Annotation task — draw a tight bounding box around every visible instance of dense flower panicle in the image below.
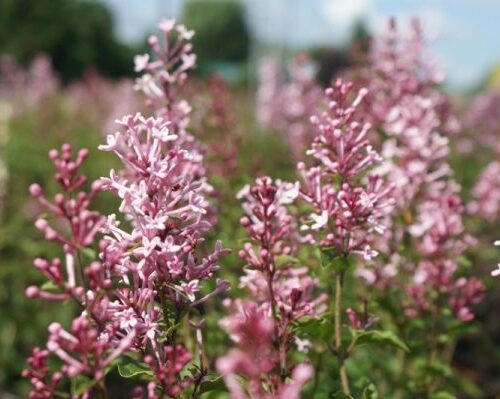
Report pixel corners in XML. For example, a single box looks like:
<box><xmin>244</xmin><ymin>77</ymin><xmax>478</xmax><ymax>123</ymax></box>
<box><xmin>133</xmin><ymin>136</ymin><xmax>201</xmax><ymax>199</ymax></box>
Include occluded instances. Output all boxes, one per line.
<box><xmin>24</xmin><ymin>145</ymin><xmax>131</xmax><ymax>397</ymax></box>
<box><xmin>405</xmin><ymin>259</ymin><xmax>484</xmax><ymax>321</ymax></box>
<box><xmin>298</xmin><ymin>79</ymin><xmax>394</xmax><ymax>257</ymax></box>
<box><xmin>23</xmin><ymin>347</ymin><xmax>63</xmax><ymax>399</ymax></box>
<box><xmin>468</xmin><ymin>161</ymin><xmax>500</xmax><ymax>220</ymax></box>
<box><xmin>461</xmin><ymin>90</ymin><xmax>500</xmax><ymax>154</ymax></box>
<box><xmin>67</xmin><ymin>69</ymin><xmax>140</xmax><ymax>135</ymax></box>
<box><xmin>27</xmin><ymin>144</ymin><xmax>104</xmax><ymax>299</ymax></box>
<box><xmin>236</xmin><ymin>177</ymin><xmax>326</xmax><ymax>323</ymax></box>
<box><xmin>46</xmin><ymin>316</ymin><xmax>134</xmax><ymax>380</ymax></box>
<box><xmin>0</xmin><ymin>53</ymin><xmax>58</xmax><ymax>115</ymax></box>
<box><xmin>202</xmin><ymin>74</ymin><xmax>242</xmax><ymax>179</ymax></box>
<box><xmin>363</xmin><ymin>18</ymin><xmax>458</xmax><ymax>135</ymax></box>
<box><xmin>256</xmin><ymin>54</ymin><xmax>323</xmax><ymax>156</ymax></box>
<box><xmin>409</xmin><ymin>192</ymin><xmax>472</xmax><ymax>257</ymax></box>
<box><xmin>218</xmin><ymin>177</ymin><xmax>319</xmax><ymax>398</ymax></box>
<box><xmin>99</xmin><ymin>114</ymin><xmax>228</xmax><ymax>306</ymax></box>
<box><xmin>134</xmin><ymin>19</ymin><xmax>196</xmax><ymax>136</ymax></box>
<box><xmin>347</xmin><ymin>18</ymin><xmax>486</xmax><ymax>325</ymax></box>
<box><xmin>217</xmin><ymin>300</ymin><xmax>314</xmax><ymax>399</ymax></box>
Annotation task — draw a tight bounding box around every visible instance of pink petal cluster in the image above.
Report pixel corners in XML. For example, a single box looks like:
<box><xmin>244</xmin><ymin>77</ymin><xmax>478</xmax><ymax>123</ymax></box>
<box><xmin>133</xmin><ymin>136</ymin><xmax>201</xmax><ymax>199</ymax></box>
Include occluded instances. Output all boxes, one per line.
<box><xmin>298</xmin><ymin>79</ymin><xmax>394</xmax><ymax>258</ymax></box>
<box><xmin>217</xmin><ymin>177</ymin><xmax>321</xmax><ymax>398</ymax></box>
<box><xmin>256</xmin><ymin>54</ymin><xmax>323</xmax><ymax>156</ymax></box>
<box><xmin>0</xmin><ymin>54</ymin><xmax>58</xmax><ymax>115</ymax></box>
<box><xmin>99</xmin><ymin>113</ymin><xmax>229</xmax><ymax>309</ymax></box>
<box><xmin>461</xmin><ymin>90</ymin><xmax>500</xmax><ymax>154</ymax></box>
<box><xmin>353</xmin><ymin>18</ymin><xmax>485</xmax><ymax>322</ymax></box>
<box><xmin>468</xmin><ymin>161</ymin><xmax>500</xmax><ymax>220</ymax></box>
<box><xmin>27</xmin><ymin>144</ymin><xmax>104</xmax><ymax>300</ymax></box>
<box><xmin>134</xmin><ymin>19</ymin><xmax>196</xmax><ymax>136</ymax></box>
<box><xmin>24</xmin><ymin>145</ymin><xmax>132</xmax><ymax>397</ymax></box>
<box><xmin>67</xmin><ymin>69</ymin><xmax>140</xmax><ymax>135</ymax></box>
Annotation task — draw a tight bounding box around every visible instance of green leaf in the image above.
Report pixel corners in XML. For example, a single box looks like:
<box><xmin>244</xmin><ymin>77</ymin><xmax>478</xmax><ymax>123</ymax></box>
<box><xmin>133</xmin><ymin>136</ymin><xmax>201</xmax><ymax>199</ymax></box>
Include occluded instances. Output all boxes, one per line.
<box><xmin>71</xmin><ymin>374</ymin><xmax>97</xmax><ymax>396</ymax></box>
<box><xmin>293</xmin><ymin>315</ymin><xmax>333</xmax><ymax>341</ymax></box>
<box><xmin>81</xmin><ymin>247</ymin><xmax>97</xmax><ymax>261</ymax></box>
<box><xmin>351</xmin><ymin>329</ymin><xmax>409</xmax><ymax>353</ymax></box>
<box><xmin>332</xmin><ymin>391</ymin><xmax>355</xmax><ymax>399</ymax></box>
<box><xmin>118</xmin><ymin>356</ymin><xmax>154</xmax><ymax>380</ymax></box>
<box><xmin>430</xmin><ymin>391</ymin><xmax>456</xmax><ymax>399</ymax></box>
<box><xmin>275</xmin><ymin>255</ymin><xmax>299</xmax><ymax>268</ymax></box>
<box><xmin>318</xmin><ymin>247</ymin><xmax>352</xmax><ymax>272</ymax></box>
<box><xmin>362</xmin><ymin>384</ymin><xmax>378</xmax><ymax>399</ymax></box>
<box><xmin>40</xmin><ymin>280</ymin><xmax>61</xmax><ymax>293</ymax></box>
<box><xmin>199</xmin><ymin>374</ymin><xmax>227</xmax><ymax>394</ymax></box>
<box><xmin>425</xmin><ymin>361</ymin><xmax>452</xmax><ymax>378</ymax></box>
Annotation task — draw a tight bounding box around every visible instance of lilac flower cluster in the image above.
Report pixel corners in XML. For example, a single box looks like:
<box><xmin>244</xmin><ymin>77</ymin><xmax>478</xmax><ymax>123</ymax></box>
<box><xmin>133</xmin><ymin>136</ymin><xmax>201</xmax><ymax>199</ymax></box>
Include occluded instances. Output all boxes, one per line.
<box><xmin>298</xmin><ymin>78</ymin><xmax>394</xmax><ymax>259</ymax></box>
<box><xmin>217</xmin><ymin>177</ymin><xmax>325</xmax><ymax>398</ymax></box>
<box><xmin>256</xmin><ymin>55</ymin><xmax>323</xmax><ymax>156</ymax></box>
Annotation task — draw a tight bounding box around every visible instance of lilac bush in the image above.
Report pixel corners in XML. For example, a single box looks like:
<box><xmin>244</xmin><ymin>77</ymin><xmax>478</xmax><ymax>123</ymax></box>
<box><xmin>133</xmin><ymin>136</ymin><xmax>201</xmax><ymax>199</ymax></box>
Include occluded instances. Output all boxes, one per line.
<box><xmin>20</xmin><ymin>16</ymin><xmax>491</xmax><ymax>399</ymax></box>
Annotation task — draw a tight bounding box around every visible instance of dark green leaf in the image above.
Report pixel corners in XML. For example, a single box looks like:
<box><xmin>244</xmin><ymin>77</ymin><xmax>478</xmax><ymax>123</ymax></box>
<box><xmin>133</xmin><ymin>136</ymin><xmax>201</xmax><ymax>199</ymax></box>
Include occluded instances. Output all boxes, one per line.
<box><xmin>275</xmin><ymin>255</ymin><xmax>299</xmax><ymax>268</ymax></box>
<box><xmin>118</xmin><ymin>357</ymin><xmax>154</xmax><ymax>379</ymax></box>
<box><xmin>351</xmin><ymin>329</ymin><xmax>409</xmax><ymax>352</ymax></box>
<box><xmin>318</xmin><ymin>247</ymin><xmax>352</xmax><ymax>272</ymax></box>
<box><xmin>199</xmin><ymin>374</ymin><xmax>227</xmax><ymax>394</ymax></box>
<box><xmin>332</xmin><ymin>391</ymin><xmax>355</xmax><ymax>399</ymax></box>
<box><xmin>71</xmin><ymin>374</ymin><xmax>96</xmax><ymax>396</ymax></box>
<box><xmin>293</xmin><ymin>315</ymin><xmax>333</xmax><ymax>341</ymax></box>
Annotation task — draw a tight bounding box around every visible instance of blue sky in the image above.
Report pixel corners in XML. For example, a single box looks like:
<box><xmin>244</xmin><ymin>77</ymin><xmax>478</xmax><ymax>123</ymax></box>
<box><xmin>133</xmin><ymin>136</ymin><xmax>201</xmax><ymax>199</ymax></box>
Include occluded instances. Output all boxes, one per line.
<box><xmin>99</xmin><ymin>0</ymin><xmax>500</xmax><ymax>88</ymax></box>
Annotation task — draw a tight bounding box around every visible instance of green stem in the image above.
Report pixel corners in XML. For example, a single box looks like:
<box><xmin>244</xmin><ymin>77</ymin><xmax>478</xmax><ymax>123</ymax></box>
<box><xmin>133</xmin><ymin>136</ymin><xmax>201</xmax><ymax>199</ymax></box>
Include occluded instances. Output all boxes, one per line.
<box><xmin>334</xmin><ymin>271</ymin><xmax>350</xmax><ymax>395</ymax></box>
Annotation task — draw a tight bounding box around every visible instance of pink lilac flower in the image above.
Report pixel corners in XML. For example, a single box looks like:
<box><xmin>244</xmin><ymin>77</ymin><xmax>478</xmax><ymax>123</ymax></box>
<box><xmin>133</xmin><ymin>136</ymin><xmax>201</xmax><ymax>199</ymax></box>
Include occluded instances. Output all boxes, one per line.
<box><xmin>218</xmin><ymin>177</ymin><xmax>321</xmax><ymax>398</ymax></box>
<box><xmin>256</xmin><ymin>54</ymin><xmax>323</xmax><ymax>156</ymax></box>
<box><xmin>25</xmin><ymin>145</ymin><xmax>135</xmax><ymax>397</ymax></box>
<box><xmin>298</xmin><ymin>78</ymin><xmax>394</xmax><ymax>258</ymax></box>
<box><xmin>0</xmin><ymin>53</ymin><xmax>58</xmax><ymax>115</ymax></box>
<box><xmin>134</xmin><ymin>19</ymin><xmax>196</xmax><ymax>137</ymax></box>
<box><xmin>462</xmin><ymin>90</ymin><xmax>500</xmax><ymax>155</ymax></box>
<box><xmin>352</xmin><ymin>18</ymin><xmax>485</xmax><ymax>322</ymax></box>
<box><xmin>468</xmin><ymin>161</ymin><xmax>500</xmax><ymax>220</ymax></box>
<box><xmin>67</xmin><ymin>69</ymin><xmax>140</xmax><ymax>135</ymax></box>
<box><xmin>99</xmin><ymin>113</ymin><xmax>229</xmax><ymax>394</ymax></box>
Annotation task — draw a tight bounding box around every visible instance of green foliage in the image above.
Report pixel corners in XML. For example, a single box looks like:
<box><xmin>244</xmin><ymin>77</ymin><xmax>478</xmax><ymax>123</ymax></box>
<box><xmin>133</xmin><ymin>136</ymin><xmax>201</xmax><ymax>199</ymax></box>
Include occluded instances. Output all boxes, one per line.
<box><xmin>117</xmin><ymin>356</ymin><xmax>154</xmax><ymax>380</ymax></box>
<box><xmin>181</xmin><ymin>0</ymin><xmax>250</xmax><ymax>64</ymax></box>
<box><xmin>198</xmin><ymin>374</ymin><xmax>227</xmax><ymax>394</ymax></box>
<box><xmin>0</xmin><ymin>0</ymin><xmax>138</xmax><ymax>82</ymax></box>
<box><xmin>350</xmin><ymin>329</ymin><xmax>409</xmax><ymax>353</ymax></box>
<box><xmin>71</xmin><ymin>374</ymin><xmax>97</xmax><ymax>396</ymax></box>
<box><xmin>318</xmin><ymin>247</ymin><xmax>353</xmax><ymax>273</ymax></box>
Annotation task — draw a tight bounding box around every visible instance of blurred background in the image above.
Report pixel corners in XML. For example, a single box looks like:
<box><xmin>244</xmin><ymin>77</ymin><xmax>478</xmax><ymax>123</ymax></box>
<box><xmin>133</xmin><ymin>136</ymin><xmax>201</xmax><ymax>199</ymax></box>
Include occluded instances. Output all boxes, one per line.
<box><xmin>0</xmin><ymin>0</ymin><xmax>499</xmax><ymax>397</ymax></box>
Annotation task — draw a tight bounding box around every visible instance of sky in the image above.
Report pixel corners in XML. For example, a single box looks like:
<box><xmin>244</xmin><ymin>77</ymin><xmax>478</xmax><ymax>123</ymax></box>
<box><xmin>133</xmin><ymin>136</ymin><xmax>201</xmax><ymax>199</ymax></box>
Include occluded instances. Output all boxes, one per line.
<box><xmin>99</xmin><ymin>0</ymin><xmax>500</xmax><ymax>88</ymax></box>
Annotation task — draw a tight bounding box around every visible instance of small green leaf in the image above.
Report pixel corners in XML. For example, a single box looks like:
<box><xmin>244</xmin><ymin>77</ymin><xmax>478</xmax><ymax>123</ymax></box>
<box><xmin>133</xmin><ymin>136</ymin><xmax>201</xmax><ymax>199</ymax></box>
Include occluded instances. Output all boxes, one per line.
<box><xmin>362</xmin><ymin>384</ymin><xmax>378</xmax><ymax>399</ymax></box>
<box><xmin>41</xmin><ymin>280</ymin><xmax>61</xmax><ymax>293</ymax></box>
<box><xmin>118</xmin><ymin>357</ymin><xmax>154</xmax><ymax>380</ymax></box>
<box><xmin>81</xmin><ymin>247</ymin><xmax>97</xmax><ymax>261</ymax></box>
<box><xmin>351</xmin><ymin>329</ymin><xmax>409</xmax><ymax>352</ymax></box>
<box><xmin>318</xmin><ymin>248</ymin><xmax>351</xmax><ymax>272</ymax></box>
<box><xmin>71</xmin><ymin>374</ymin><xmax>96</xmax><ymax>396</ymax></box>
<box><xmin>275</xmin><ymin>255</ymin><xmax>299</xmax><ymax>268</ymax></box>
<box><xmin>198</xmin><ymin>374</ymin><xmax>227</xmax><ymax>394</ymax></box>
<box><xmin>293</xmin><ymin>315</ymin><xmax>333</xmax><ymax>341</ymax></box>
<box><xmin>430</xmin><ymin>391</ymin><xmax>456</xmax><ymax>399</ymax></box>
<box><xmin>332</xmin><ymin>391</ymin><xmax>355</xmax><ymax>399</ymax></box>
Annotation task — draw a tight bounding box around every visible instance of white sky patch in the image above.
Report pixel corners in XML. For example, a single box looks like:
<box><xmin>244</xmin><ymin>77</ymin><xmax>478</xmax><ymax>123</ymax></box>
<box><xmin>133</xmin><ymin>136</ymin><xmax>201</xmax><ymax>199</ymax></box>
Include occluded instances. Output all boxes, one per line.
<box><xmin>322</xmin><ymin>0</ymin><xmax>375</xmax><ymax>42</ymax></box>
